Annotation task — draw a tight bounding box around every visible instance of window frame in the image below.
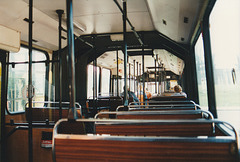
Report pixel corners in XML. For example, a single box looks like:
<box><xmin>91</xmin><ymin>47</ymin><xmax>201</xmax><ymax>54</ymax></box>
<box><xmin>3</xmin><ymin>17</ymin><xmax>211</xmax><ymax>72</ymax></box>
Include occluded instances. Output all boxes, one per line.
<box><xmin>6</xmin><ymin>45</ymin><xmax>50</xmax><ymax>115</ymax></box>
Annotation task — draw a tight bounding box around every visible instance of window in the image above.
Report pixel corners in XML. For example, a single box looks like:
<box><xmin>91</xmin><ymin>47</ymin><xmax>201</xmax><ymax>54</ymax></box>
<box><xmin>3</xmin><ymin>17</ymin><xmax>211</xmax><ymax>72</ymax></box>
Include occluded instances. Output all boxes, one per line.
<box><xmin>194</xmin><ymin>34</ymin><xmax>208</xmax><ymax>111</ymax></box>
<box><xmin>210</xmin><ymin>0</ymin><xmax>240</xmax><ymax>132</ymax></box>
<box><xmin>101</xmin><ymin>68</ymin><xmax>110</xmax><ymax>96</ymax></box>
<box><xmin>7</xmin><ymin>47</ymin><xmax>47</xmax><ymax>113</ymax></box>
<box><xmin>87</xmin><ymin>64</ymin><xmax>99</xmax><ymax>99</ymax></box>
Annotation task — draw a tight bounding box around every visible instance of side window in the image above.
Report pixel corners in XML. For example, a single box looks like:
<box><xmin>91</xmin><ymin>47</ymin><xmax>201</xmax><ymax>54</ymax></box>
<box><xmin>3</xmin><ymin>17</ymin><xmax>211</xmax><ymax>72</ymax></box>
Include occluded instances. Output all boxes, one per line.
<box><xmin>7</xmin><ymin>47</ymin><xmax>47</xmax><ymax>113</ymax></box>
<box><xmin>101</xmin><ymin>68</ymin><xmax>110</xmax><ymax>96</ymax></box>
<box><xmin>209</xmin><ymin>0</ymin><xmax>240</xmax><ymax>132</ymax></box>
<box><xmin>194</xmin><ymin>34</ymin><xmax>208</xmax><ymax>111</ymax></box>
<box><xmin>87</xmin><ymin>64</ymin><xmax>99</xmax><ymax>99</ymax></box>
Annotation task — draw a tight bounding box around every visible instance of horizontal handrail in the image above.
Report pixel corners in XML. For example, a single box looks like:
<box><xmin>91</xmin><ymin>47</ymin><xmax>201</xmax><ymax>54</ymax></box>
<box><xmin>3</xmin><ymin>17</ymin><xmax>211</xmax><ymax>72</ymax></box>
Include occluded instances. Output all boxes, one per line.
<box><xmin>94</xmin><ymin>110</ymin><xmax>214</xmax><ymax>120</ymax></box>
<box><xmin>128</xmin><ymin>104</ymin><xmax>196</xmax><ymax>108</ymax></box>
<box><xmin>129</xmin><ymin>100</ymin><xmax>196</xmax><ymax>105</ymax></box>
<box><xmin>25</xmin><ymin>101</ymin><xmax>81</xmax><ymax>108</ymax></box>
<box><xmin>25</xmin><ymin>107</ymin><xmax>80</xmax><ymax>110</ymax></box>
<box><xmin>116</xmin><ymin>105</ymin><xmax>197</xmax><ymax>111</ymax></box>
<box><xmin>5</xmin><ymin>122</ymin><xmax>55</xmax><ymax>127</ymax></box>
<box><xmin>25</xmin><ymin>101</ymin><xmax>82</xmax><ymax>114</ymax></box>
<box><xmin>54</xmin><ymin>133</ymin><xmax>236</xmax><ymax>143</ymax></box>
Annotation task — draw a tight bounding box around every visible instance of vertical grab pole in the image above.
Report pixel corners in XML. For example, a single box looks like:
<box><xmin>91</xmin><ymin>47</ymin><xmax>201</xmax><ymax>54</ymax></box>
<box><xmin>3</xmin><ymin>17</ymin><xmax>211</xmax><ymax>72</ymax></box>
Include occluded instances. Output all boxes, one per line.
<box><xmin>139</xmin><ymin>63</ymin><xmax>141</xmax><ymax>102</ymax></box>
<box><xmin>142</xmin><ymin>48</ymin><xmax>145</xmax><ymax>103</ymax></box>
<box><xmin>159</xmin><ymin>64</ymin><xmax>161</xmax><ymax>94</ymax></box>
<box><xmin>129</xmin><ymin>62</ymin><xmax>131</xmax><ymax>91</ymax></box>
<box><xmin>93</xmin><ymin>36</ymin><xmax>97</xmax><ymax>115</ymax></box>
<box><xmin>56</xmin><ymin>9</ymin><xmax>64</xmax><ymax>119</ymax></box>
<box><xmin>123</xmin><ymin>0</ymin><xmax>128</xmax><ymax>106</ymax></box>
<box><xmin>136</xmin><ymin>62</ymin><xmax>139</xmax><ymax>98</ymax></box>
<box><xmin>156</xmin><ymin>54</ymin><xmax>160</xmax><ymax>95</ymax></box>
<box><xmin>28</xmin><ymin>0</ymin><xmax>33</xmax><ymax>161</ymax></box>
<box><xmin>92</xmin><ymin>36</ymin><xmax>97</xmax><ymax>116</ymax></box>
<box><xmin>116</xmin><ymin>50</ymin><xmax>119</xmax><ymax>96</ymax></box>
<box><xmin>66</xmin><ymin>0</ymin><xmax>77</xmax><ymax>120</ymax></box>
<box><xmin>93</xmin><ymin>58</ymin><xmax>97</xmax><ymax>115</ymax></box>
<box><xmin>1</xmin><ymin>53</ymin><xmax>7</xmax><ymax>162</ymax></box>
<box><xmin>92</xmin><ymin>60</ymin><xmax>95</xmax><ymax>113</ymax></box>
<box><xmin>155</xmin><ymin>57</ymin><xmax>157</xmax><ymax>94</ymax></box>
<box><xmin>133</xmin><ymin>60</ymin><xmax>135</xmax><ymax>93</ymax></box>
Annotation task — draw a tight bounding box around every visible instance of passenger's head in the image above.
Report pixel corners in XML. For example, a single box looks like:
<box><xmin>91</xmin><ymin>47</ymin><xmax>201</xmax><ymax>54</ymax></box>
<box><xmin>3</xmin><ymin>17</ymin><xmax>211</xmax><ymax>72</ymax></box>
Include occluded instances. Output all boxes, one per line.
<box><xmin>123</xmin><ymin>86</ymin><xmax>130</xmax><ymax>91</ymax></box>
<box><xmin>173</xmin><ymin>85</ymin><xmax>182</xmax><ymax>93</ymax></box>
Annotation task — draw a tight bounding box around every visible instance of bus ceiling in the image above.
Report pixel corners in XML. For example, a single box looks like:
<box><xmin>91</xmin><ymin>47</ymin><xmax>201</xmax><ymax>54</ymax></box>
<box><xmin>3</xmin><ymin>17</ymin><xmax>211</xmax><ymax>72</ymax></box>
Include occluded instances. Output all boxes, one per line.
<box><xmin>0</xmin><ymin>0</ymin><xmax>208</xmax><ymax>51</ymax></box>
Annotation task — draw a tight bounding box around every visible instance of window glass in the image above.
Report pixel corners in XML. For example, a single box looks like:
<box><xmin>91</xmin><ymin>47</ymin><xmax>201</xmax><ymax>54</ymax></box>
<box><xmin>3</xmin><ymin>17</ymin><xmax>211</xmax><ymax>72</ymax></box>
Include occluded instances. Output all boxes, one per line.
<box><xmin>194</xmin><ymin>34</ymin><xmax>208</xmax><ymax>111</ymax></box>
<box><xmin>119</xmin><ymin>78</ymin><xmax>124</xmax><ymax>95</ymax></box>
<box><xmin>7</xmin><ymin>47</ymin><xmax>47</xmax><ymax>113</ymax></box>
<box><xmin>210</xmin><ymin>0</ymin><xmax>240</xmax><ymax>132</ymax></box>
<box><xmin>101</xmin><ymin>68</ymin><xmax>110</xmax><ymax>96</ymax></box>
<box><xmin>87</xmin><ymin>64</ymin><xmax>99</xmax><ymax>98</ymax></box>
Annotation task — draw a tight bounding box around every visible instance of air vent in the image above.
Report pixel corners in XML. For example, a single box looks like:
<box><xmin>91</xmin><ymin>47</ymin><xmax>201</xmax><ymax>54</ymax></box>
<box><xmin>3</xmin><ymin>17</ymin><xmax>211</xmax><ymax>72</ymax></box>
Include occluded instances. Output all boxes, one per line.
<box><xmin>23</xmin><ymin>18</ymin><xmax>34</xmax><ymax>23</ymax></box>
<box><xmin>184</xmin><ymin>17</ymin><xmax>188</xmax><ymax>23</ymax></box>
<box><xmin>162</xmin><ymin>19</ymin><xmax>167</xmax><ymax>25</ymax></box>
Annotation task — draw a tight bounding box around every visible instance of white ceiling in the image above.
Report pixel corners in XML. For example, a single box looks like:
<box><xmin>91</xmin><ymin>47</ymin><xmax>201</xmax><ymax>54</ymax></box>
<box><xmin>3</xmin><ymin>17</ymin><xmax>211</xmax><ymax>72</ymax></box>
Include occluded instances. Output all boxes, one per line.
<box><xmin>0</xmin><ymin>0</ymin><xmax>206</xmax><ymax>51</ymax></box>
<box><xmin>98</xmin><ymin>50</ymin><xmax>154</xmax><ymax>68</ymax></box>
<box><xmin>147</xmin><ymin>0</ymin><xmax>205</xmax><ymax>42</ymax></box>
<box><xmin>97</xmin><ymin>49</ymin><xmax>157</xmax><ymax>76</ymax></box>
<box><xmin>96</xmin><ymin>49</ymin><xmax>185</xmax><ymax>76</ymax></box>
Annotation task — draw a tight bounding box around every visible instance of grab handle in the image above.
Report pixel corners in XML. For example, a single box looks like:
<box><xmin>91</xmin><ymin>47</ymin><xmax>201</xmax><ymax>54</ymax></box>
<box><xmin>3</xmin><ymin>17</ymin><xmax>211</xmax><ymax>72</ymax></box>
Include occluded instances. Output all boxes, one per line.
<box><xmin>232</xmin><ymin>68</ymin><xmax>236</xmax><ymax>84</ymax></box>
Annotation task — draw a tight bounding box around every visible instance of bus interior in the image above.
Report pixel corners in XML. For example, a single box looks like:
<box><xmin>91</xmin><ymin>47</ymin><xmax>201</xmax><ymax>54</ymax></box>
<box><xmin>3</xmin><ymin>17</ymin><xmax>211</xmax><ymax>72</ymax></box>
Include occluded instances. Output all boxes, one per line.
<box><xmin>0</xmin><ymin>0</ymin><xmax>239</xmax><ymax>161</ymax></box>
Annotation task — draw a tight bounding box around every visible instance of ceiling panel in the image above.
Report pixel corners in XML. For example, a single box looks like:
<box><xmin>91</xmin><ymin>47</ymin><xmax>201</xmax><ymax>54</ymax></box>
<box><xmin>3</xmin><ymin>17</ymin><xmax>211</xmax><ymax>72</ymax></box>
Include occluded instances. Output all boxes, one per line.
<box><xmin>146</xmin><ymin>0</ymin><xmax>205</xmax><ymax>44</ymax></box>
<box><xmin>18</xmin><ymin>0</ymin><xmax>154</xmax><ymax>50</ymax></box>
<box><xmin>23</xmin><ymin>0</ymin><xmax>153</xmax><ymax>34</ymax></box>
<box><xmin>0</xmin><ymin>0</ymin><xmax>66</xmax><ymax>51</ymax></box>
<box><xmin>0</xmin><ymin>0</ymin><xmax>206</xmax><ymax>50</ymax></box>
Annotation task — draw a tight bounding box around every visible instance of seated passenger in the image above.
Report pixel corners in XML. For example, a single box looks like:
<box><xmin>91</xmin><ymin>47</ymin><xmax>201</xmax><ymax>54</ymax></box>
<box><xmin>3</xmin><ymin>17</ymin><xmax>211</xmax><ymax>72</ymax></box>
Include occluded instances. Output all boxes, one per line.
<box><xmin>172</xmin><ymin>85</ymin><xmax>187</xmax><ymax>98</ymax></box>
<box><xmin>121</xmin><ymin>86</ymin><xmax>139</xmax><ymax>105</ymax></box>
<box><xmin>145</xmin><ymin>88</ymin><xmax>152</xmax><ymax>99</ymax></box>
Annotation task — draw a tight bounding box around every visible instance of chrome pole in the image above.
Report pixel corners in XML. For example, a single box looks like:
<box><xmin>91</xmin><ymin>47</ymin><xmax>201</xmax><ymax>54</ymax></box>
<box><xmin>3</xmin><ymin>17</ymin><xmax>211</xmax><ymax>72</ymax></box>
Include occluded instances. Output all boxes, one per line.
<box><xmin>123</xmin><ymin>0</ymin><xmax>128</xmax><ymax>106</ymax></box>
<box><xmin>56</xmin><ymin>9</ymin><xmax>64</xmax><ymax>119</ymax></box>
<box><xmin>28</xmin><ymin>0</ymin><xmax>33</xmax><ymax>161</ymax></box>
<box><xmin>66</xmin><ymin>0</ymin><xmax>77</xmax><ymax>120</ymax></box>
